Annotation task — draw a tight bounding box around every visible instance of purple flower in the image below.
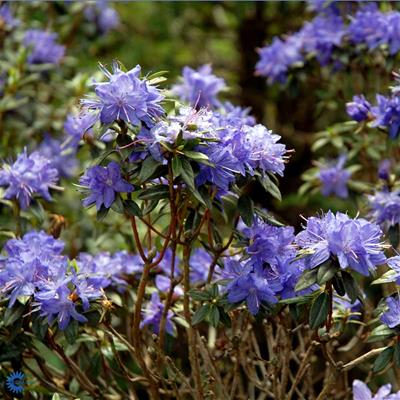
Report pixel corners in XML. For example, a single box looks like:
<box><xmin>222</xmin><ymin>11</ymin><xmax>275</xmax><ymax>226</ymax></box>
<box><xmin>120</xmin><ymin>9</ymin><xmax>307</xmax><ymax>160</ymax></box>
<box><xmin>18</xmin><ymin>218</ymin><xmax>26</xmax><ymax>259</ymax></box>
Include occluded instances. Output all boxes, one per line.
<box><xmin>348</xmin><ymin>4</ymin><xmax>387</xmax><ymax>50</ymax></box>
<box><xmin>84</xmin><ymin>0</ymin><xmax>120</xmax><ymax>33</ymax></box>
<box><xmin>378</xmin><ymin>159</ymin><xmax>391</xmax><ymax>181</ymax></box>
<box><xmin>296</xmin><ymin>211</ymin><xmax>386</xmax><ymax>276</ymax></box>
<box><xmin>299</xmin><ymin>14</ymin><xmax>345</xmax><ymax>65</ymax></box>
<box><xmin>346</xmin><ymin>95</ymin><xmax>371</xmax><ymax>122</ymax></box>
<box><xmin>242</xmin><ymin>124</ymin><xmax>287</xmax><ymax>176</ymax></box>
<box><xmin>82</xmin><ymin>63</ymin><xmax>164</xmax><ymax>127</ymax></box>
<box><xmin>196</xmin><ymin>144</ymin><xmax>242</xmax><ymax>193</ymax></box>
<box><xmin>35</xmin><ymin>284</ymin><xmax>88</xmax><ymax>330</ymax></box>
<box><xmin>140</xmin><ymin>292</ymin><xmax>175</xmax><ymax>335</ymax></box>
<box><xmin>0</xmin><ymin>4</ymin><xmax>19</xmax><ymax>29</ymax></box>
<box><xmin>368</xmin><ymin>189</ymin><xmax>400</xmax><ymax>228</ymax></box>
<box><xmin>333</xmin><ymin>295</ymin><xmax>362</xmax><ymax>320</ymax></box>
<box><xmin>216</xmin><ymin>102</ymin><xmax>256</xmax><ymax>127</ymax></box>
<box><xmin>225</xmin><ymin>262</ymin><xmax>277</xmax><ymax>315</ymax></box>
<box><xmin>189</xmin><ymin>248</ymin><xmax>212</xmax><ymax>284</ymax></box>
<box><xmin>80</xmin><ymin>161</ymin><xmax>133</xmax><ymax>210</ymax></box>
<box><xmin>0</xmin><ymin>149</ymin><xmax>59</xmax><ymax>209</ymax></box>
<box><xmin>172</xmin><ymin>65</ymin><xmax>226</xmax><ymax>108</ymax></box>
<box><xmin>38</xmin><ymin>135</ymin><xmax>78</xmax><ymax>178</ymax></box>
<box><xmin>24</xmin><ymin>29</ymin><xmax>65</xmax><ymax>65</ymax></box>
<box><xmin>64</xmin><ymin>112</ymin><xmax>98</xmax><ymax>147</ymax></box>
<box><xmin>381</xmin><ymin>296</ymin><xmax>400</xmax><ymax>329</ymax></box>
<box><xmin>318</xmin><ymin>155</ymin><xmax>351</xmax><ymax>199</ymax></box>
<box><xmin>353</xmin><ymin>379</ymin><xmax>400</xmax><ymax>400</ymax></box>
<box><xmin>371</xmin><ymin>94</ymin><xmax>400</xmax><ymax>139</ymax></box>
<box><xmin>242</xmin><ymin>218</ymin><xmax>295</xmax><ymax>267</ymax></box>
<box><xmin>256</xmin><ymin>36</ymin><xmax>303</xmax><ymax>84</ymax></box>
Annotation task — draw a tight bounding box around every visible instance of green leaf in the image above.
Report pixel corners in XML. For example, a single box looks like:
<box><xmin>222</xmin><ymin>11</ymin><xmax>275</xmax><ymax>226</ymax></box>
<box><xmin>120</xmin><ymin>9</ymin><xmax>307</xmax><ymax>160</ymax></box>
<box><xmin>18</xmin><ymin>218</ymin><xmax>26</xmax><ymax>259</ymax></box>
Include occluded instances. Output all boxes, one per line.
<box><xmin>368</xmin><ymin>325</ymin><xmax>395</xmax><ymax>343</ymax></box>
<box><xmin>372</xmin><ymin>270</ymin><xmax>398</xmax><ymax>285</ymax></box>
<box><xmin>207</xmin><ymin>306</ymin><xmax>220</xmax><ymax>327</ymax></box>
<box><xmin>342</xmin><ymin>271</ymin><xmax>363</xmax><ymax>304</ymax></box>
<box><xmin>52</xmin><ymin>394</ymin><xmax>61</xmax><ymax>400</ymax></box>
<box><xmin>309</xmin><ymin>291</ymin><xmax>329</xmax><ymax>330</ymax></box>
<box><xmin>332</xmin><ymin>273</ymin><xmax>346</xmax><ymax>296</ymax></box>
<box><xmin>259</xmin><ymin>175</ymin><xmax>282</xmax><ymax>201</ymax></box>
<box><xmin>96</xmin><ymin>206</ymin><xmax>109</xmax><ymax>221</ymax></box>
<box><xmin>192</xmin><ymin>305</ymin><xmax>210</xmax><ymax>325</ymax></box>
<box><xmin>180</xmin><ymin>158</ymin><xmax>196</xmax><ymax>192</ymax></box>
<box><xmin>219</xmin><ymin>309</ymin><xmax>231</xmax><ymax>327</ymax></box>
<box><xmin>64</xmin><ymin>320</ymin><xmax>79</xmax><ymax>345</ymax></box>
<box><xmin>238</xmin><ymin>195</ymin><xmax>254</xmax><ymax>227</ymax></box>
<box><xmin>388</xmin><ymin>224</ymin><xmax>400</xmax><ymax>248</ymax></box>
<box><xmin>189</xmin><ymin>289</ymin><xmax>212</xmax><ymax>302</ymax></box>
<box><xmin>138</xmin><ymin>185</ymin><xmax>169</xmax><ymax>201</ymax></box>
<box><xmin>394</xmin><ymin>342</ymin><xmax>400</xmax><ymax>368</ymax></box>
<box><xmin>317</xmin><ymin>260</ymin><xmax>339</xmax><ymax>285</ymax></box>
<box><xmin>279</xmin><ymin>294</ymin><xmax>315</xmax><ymax>305</ymax></box>
<box><xmin>172</xmin><ymin>157</ymin><xmax>183</xmax><ymax>178</ymax></box>
<box><xmin>373</xmin><ymin>347</ymin><xmax>393</xmax><ymax>373</ymax></box>
<box><xmin>4</xmin><ymin>304</ymin><xmax>25</xmax><ymax>326</ymax></box>
<box><xmin>123</xmin><ymin>199</ymin><xmax>142</xmax><ymax>217</ymax></box>
<box><xmin>183</xmin><ymin>150</ymin><xmax>211</xmax><ymax>165</ymax></box>
<box><xmin>139</xmin><ymin>157</ymin><xmax>160</xmax><ymax>182</ymax></box>
<box><xmin>295</xmin><ymin>269</ymin><xmax>318</xmax><ymax>292</ymax></box>
<box><xmin>110</xmin><ymin>194</ymin><xmax>124</xmax><ymax>214</ymax></box>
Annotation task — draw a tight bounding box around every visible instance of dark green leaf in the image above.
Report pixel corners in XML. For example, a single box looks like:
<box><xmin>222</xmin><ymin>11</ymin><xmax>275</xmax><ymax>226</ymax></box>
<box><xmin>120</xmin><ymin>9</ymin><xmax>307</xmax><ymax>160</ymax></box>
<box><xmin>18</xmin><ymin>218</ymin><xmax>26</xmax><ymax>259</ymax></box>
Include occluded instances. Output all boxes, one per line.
<box><xmin>259</xmin><ymin>175</ymin><xmax>282</xmax><ymax>201</ymax></box>
<box><xmin>309</xmin><ymin>291</ymin><xmax>329</xmax><ymax>329</ymax></box>
<box><xmin>192</xmin><ymin>305</ymin><xmax>210</xmax><ymax>325</ymax></box>
<box><xmin>142</xmin><ymin>199</ymin><xmax>159</xmax><ymax>215</ymax></box>
<box><xmin>123</xmin><ymin>199</ymin><xmax>142</xmax><ymax>217</ymax></box>
<box><xmin>207</xmin><ymin>306</ymin><xmax>220</xmax><ymax>327</ymax></box>
<box><xmin>368</xmin><ymin>325</ymin><xmax>395</xmax><ymax>343</ymax></box>
<box><xmin>388</xmin><ymin>225</ymin><xmax>400</xmax><ymax>248</ymax></box>
<box><xmin>238</xmin><ymin>195</ymin><xmax>254</xmax><ymax>227</ymax></box>
<box><xmin>32</xmin><ymin>317</ymin><xmax>48</xmax><ymax>339</ymax></box>
<box><xmin>110</xmin><ymin>194</ymin><xmax>124</xmax><ymax>214</ymax></box>
<box><xmin>139</xmin><ymin>157</ymin><xmax>161</xmax><ymax>183</ymax></box>
<box><xmin>4</xmin><ymin>304</ymin><xmax>25</xmax><ymax>326</ymax></box>
<box><xmin>138</xmin><ymin>185</ymin><xmax>169</xmax><ymax>201</ymax></box>
<box><xmin>332</xmin><ymin>273</ymin><xmax>346</xmax><ymax>296</ymax></box>
<box><xmin>342</xmin><ymin>271</ymin><xmax>363</xmax><ymax>304</ymax></box>
<box><xmin>180</xmin><ymin>158</ymin><xmax>195</xmax><ymax>192</ymax></box>
<box><xmin>295</xmin><ymin>269</ymin><xmax>318</xmax><ymax>292</ymax></box>
<box><xmin>64</xmin><ymin>320</ymin><xmax>79</xmax><ymax>345</ymax></box>
<box><xmin>183</xmin><ymin>151</ymin><xmax>212</xmax><ymax>165</ymax></box>
<box><xmin>96</xmin><ymin>206</ymin><xmax>109</xmax><ymax>221</ymax></box>
<box><xmin>394</xmin><ymin>342</ymin><xmax>400</xmax><ymax>368</ymax></box>
<box><xmin>172</xmin><ymin>157</ymin><xmax>183</xmax><ymax>178</ymax></box>
<box><xmin>373</xmin><ymin>347</ymin><xmax>393</xmax><ymax>373</ymax></box>
<box><xmin>317</xmin><ymin>260</ymin><xmax>339</xmax><ymax>285</ymax></box>
<box><xmin>189</xmin><ymin>290</ymin><xmax>211</xmax><ymax>302</ymax></box>
<box><xmin>279</xmin><ymin>293</ymin><xmax>315</xmax><ymax>305</ymax></box>
<box><xmin>219</xmin><ymin>309</ymin><xmax>231</xmax><ymax>328</ymax></box>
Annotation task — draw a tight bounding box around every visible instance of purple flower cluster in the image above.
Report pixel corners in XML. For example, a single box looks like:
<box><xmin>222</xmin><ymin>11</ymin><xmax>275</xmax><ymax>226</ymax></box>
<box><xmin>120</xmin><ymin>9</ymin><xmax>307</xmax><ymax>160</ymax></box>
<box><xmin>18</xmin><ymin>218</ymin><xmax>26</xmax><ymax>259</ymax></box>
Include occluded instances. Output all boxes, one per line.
<box><xmin>296</xmin><ymin>211</ymin><xmax>386</xmax><ymax>276</ymax></box>
<box><xmin>82</xmin><ymin>63</ymin><xmax>164</xmax><ymax>127</ymax></box>
<box><xmin>80</xmin><ymin>161</ymin><xmax>133</xmax><ymax>210</ymax></box>
<box><xmin>64</xmin><ymin>112</ymin><xmax>98</xmax><ymax>147</ymax></box>
<box><xmin>219</xmin><ymin>218</ymin><xmax>311</xmax><ymax>315</ymax></box>
<box><xmin>24</xmin><ymin>29</ymin><xmax>65</xmax><ymax>65</ymax></box>
<box><xmin>0</xmin><ymin>4</ymin><xmax>19</xmax><ymax>29</ymax></box>
<box><xmin>0</xmin><ymin>231</ymin><xmax>144</xmax><ymax>330</ymax></box>
<box><xmin>0</xmin><ymin>149</ymin><xmax>59</xmax><ymax>209</ymax></box>
<box><xmin>256</xmin><ymin>13</ymin><xmax>345</xmax><ymax>83</ymax></box>
<box><xmin>353</xmin><ymin>380</ymin><xmax>400</xmax><ymax>400</ymax></box>
<box><xmin>346</xmin><ymin>95</ymin><xmax>371</xmax><ymax>122</ymax></box>
<box><xmin>141</xmin><ymin>292</ymin><xmax>175</xmax><ymax>336</ymax></box>
<box><xmin>318</xmin><ymin>155</ymin><xmax>351</xmax><ymax>199</ymax></box>
<box><xmin>371</xmin><ymin>94</ymin><xmax>400</xmax><ymax>139</ymax></box>
<box><xmin>381</xmin><ymin>295</ymin><xmax>400</xmax><ymax>329</ymax></box>
<box><xmin>172</xmin><ymin>65</ymin><xmax>226</xmax><ymax>108</ymax></box>
<box><xmin>257</xmin><ymin>4</ymin><xmax>400</xmax><ymax>84</ymax></box>
<box><xmin>348</xmin><ymin>4</ymin><xmax>400</xmax><ymax>56</ymax></box>
<box><xmin>84</xmin><ymin>0</ymin><xmax>120</xmax><ymax>34</ymax></box>
<box><xmin>368</xmin><ymin>189</ymin><xmax>400</xmax><ymax>228</ymax></box>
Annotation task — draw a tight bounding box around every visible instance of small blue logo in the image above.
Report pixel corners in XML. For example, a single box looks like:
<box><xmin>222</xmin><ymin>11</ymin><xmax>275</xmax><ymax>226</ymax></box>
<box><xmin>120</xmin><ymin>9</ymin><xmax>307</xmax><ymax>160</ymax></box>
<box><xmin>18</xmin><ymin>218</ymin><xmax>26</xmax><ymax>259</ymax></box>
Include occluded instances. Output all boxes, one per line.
<box><xmin>5</xmin><ymin>371</ymin><xmax>25</xmax><ymax>394</ymax></box>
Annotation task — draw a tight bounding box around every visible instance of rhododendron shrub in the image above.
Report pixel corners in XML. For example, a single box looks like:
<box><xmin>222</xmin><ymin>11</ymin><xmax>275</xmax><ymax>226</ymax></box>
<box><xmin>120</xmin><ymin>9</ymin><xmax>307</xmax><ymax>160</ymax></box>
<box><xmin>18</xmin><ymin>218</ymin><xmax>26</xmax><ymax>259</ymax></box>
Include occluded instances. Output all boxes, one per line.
<box><xmin>2</xmin><ymin>2</ymin><xmax>400</xmax><ymax>400</ymax></box>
